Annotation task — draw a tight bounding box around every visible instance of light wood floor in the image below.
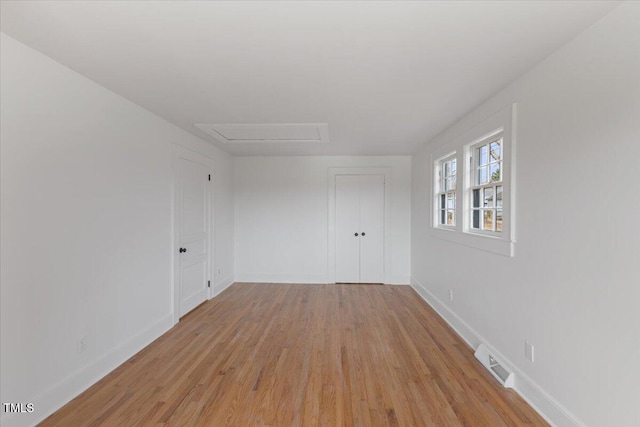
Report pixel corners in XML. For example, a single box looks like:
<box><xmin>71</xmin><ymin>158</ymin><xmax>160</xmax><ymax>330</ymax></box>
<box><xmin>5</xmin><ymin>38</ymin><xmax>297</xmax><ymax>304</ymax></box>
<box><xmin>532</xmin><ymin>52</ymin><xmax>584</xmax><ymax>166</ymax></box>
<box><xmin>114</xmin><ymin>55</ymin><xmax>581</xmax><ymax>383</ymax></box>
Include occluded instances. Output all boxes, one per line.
<box><xmin>41</xmin><ymin>283</ymin><xmax>548</xmax><ymax>426</ymax></box>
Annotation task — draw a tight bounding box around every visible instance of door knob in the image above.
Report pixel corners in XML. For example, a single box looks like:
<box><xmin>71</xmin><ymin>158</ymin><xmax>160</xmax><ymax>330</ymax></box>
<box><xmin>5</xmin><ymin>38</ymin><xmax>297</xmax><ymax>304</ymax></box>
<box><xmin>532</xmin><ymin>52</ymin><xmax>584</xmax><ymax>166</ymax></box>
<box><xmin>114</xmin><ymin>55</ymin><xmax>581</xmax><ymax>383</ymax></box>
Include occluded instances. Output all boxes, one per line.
<box><xmin>354</xmin><ymin>233</ymin><xmax>359</xmax><ymax>237</ymax></box>
<box><xmin>179</xmin><ymin>247</ymin><xmax>187</xmax><ymax>253</ymax></box>
<box><xmin>361</xmin><ymin>232</ymin><xmax>366</xmax><ymax>236</ymax></box>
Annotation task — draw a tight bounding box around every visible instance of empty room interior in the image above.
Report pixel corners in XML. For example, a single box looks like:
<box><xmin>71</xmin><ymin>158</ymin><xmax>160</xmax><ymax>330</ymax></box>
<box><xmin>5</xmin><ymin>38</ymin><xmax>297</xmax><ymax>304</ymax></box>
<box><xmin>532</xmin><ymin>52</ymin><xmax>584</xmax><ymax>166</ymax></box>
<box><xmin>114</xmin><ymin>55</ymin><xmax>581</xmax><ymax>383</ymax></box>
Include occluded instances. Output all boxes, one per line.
<box><xmin>1</xmin><ymin>1</ymin><xmax>639</xmax><ymax>426</ymax></box>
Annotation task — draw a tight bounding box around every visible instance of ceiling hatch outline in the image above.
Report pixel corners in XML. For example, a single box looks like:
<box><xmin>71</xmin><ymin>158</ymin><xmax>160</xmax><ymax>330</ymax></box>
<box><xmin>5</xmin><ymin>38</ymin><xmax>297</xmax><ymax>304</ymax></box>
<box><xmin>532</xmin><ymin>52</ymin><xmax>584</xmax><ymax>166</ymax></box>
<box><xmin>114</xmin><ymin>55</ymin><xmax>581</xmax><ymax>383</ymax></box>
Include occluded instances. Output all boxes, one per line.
<box><xmin>195</xmin><ymin>123</ymin><xmax>330</xmax><ymax>144</ymax></box>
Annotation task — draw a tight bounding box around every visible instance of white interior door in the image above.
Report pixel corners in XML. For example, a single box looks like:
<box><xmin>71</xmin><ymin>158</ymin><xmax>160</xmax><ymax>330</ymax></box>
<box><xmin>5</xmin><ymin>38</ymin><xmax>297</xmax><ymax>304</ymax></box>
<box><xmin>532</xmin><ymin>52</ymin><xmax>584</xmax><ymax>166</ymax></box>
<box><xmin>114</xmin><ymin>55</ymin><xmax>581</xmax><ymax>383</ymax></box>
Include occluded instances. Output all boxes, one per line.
<box><xmin>177</xmin><ymin>156</ymin><xmax>212</xmax><ymax>317</ymax></box>
<box><xmin>335</xmin><ymin>174</ymin><xmax>384</xmax><ymax>283</ymax></box>
<box><xmin>359</xmin><ymin>175</ymin><xmax>385</xmax><ymax>283</ymax></box>
<box><xmin>335</xmin><ymin>175</ymin><xmax>361</xmax><ymax>283</ymax></box>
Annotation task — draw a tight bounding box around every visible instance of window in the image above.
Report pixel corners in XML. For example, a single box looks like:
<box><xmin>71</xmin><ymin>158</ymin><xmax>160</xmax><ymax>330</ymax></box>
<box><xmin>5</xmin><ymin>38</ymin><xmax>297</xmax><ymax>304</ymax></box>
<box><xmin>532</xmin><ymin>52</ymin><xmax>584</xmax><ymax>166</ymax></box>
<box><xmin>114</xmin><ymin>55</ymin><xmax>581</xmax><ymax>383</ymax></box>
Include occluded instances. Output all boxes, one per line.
<box><xmin>435</xmin><ymin>154</ymin><xmax>457</xmax><ymax>227</ymax></box>
<box><xmin>469</xmin><ymin>133</ymin><xmax>503</xmax><ymax>234</ymax></box>
<box><xmin>429</xmin><ymin>104</ymin><xmax>515</xmax><ymax>257</ymax></box>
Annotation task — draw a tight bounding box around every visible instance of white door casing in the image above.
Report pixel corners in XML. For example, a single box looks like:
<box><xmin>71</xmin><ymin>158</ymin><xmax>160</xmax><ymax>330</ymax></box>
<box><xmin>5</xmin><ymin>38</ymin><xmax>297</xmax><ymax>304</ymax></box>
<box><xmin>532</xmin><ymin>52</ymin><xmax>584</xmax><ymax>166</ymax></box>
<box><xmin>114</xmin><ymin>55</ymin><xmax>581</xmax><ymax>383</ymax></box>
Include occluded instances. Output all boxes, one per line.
<box><xmin>173</xmin><ymin>146</ymin><xmax>214</xmax><ymax>321</ymax></box>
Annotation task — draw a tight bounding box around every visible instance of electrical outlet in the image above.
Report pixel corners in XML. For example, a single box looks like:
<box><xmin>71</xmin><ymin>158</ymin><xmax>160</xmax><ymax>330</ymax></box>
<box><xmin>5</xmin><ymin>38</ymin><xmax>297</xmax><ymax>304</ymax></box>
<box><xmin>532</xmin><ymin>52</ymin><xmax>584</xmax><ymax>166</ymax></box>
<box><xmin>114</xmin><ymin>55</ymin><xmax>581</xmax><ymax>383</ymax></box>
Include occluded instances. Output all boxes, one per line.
<box><xmin>525</xmin><ymin>341</ymin><xmax>534</xmax><ymax>362</ymax></box>
<box><xmin>448</xmin><ymin>289</ymin><xmax>453</xmax><ymax>301</ymax></box>
<box><xmin>78</xmin><ymin>335</ymin><xmax>87</xmax><ymax>353</ymax></box>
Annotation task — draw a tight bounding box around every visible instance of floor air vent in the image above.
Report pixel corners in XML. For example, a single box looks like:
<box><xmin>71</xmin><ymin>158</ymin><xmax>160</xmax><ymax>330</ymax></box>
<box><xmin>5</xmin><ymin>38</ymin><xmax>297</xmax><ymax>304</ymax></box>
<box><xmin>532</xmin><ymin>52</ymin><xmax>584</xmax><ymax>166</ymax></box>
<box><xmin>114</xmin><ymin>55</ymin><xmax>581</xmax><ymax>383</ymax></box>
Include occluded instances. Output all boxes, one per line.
<box><xmin>474</xmin><ymin>344</ymin><xmax>514</xmax><ymax>388</ymax></box>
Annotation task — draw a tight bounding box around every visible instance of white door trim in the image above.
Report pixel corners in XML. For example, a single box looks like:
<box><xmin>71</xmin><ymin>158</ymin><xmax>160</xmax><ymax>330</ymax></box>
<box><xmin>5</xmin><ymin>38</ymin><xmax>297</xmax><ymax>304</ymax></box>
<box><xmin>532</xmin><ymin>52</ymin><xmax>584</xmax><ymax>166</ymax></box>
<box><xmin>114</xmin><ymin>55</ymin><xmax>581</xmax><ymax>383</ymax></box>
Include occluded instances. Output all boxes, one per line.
<box><xmin>172</xmin><ymin>144</ymin><xmax>215</xmax><ymax>325</ymax></box>
<box><xmin>328</xmin><ymin>167</ymin><xmax>392</xmax><ymax>284</ymax></box>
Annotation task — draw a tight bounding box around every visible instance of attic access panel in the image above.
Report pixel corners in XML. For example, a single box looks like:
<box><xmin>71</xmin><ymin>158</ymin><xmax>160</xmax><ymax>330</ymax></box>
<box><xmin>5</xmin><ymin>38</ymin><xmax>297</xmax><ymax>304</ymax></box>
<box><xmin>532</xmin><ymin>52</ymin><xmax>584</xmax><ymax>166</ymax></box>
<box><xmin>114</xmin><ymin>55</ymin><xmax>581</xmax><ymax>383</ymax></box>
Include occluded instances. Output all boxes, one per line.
<box><xmin>195</xmin><ymin>123</ymin><xmax>330</xmax><ymax>144</ymax></box>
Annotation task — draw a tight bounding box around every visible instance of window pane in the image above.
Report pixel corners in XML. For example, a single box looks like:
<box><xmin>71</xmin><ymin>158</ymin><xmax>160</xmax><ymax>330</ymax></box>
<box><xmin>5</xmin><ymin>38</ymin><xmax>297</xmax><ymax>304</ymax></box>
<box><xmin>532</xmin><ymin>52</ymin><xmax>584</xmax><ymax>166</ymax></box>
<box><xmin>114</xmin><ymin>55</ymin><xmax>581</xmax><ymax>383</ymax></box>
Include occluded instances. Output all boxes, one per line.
<box><xmin>490</xmin><ymin>140</ymin><xmax>502</xmax><ymax>161</ymax></box>
<box><xmin>446</xmin><ymin>193</ymin><xmax>455</xmax><ymax>209</ymax></box>
<box><xmin>490</xmin><ymin>163</ymin><xmax>501</xmax><ymax>182</ymax></box>
<box><xmin>440</xmin><ymin>208</ymin><xmax>445</xmax><ymax>225</ymax></box>
<box><xmin>496</xmin><ymin>209</ymin><xmax>503</xmax><ymax>232</ymax></box>
<box><xmin>483</xmin><ymin>209</ymin><xmax>494</xmax><ymax>231</ymax></box>
<box><xmin>496</xmin><ymin>186</ymin><xmax>503</xmax><ymax>208</ymax></box>
<box><xmin>478</xmin><ymin>166</ymin><xmax>488</xmax><ymax>185</ymax></box>
<box><xmin>446</xmin><ymin>210</ymin><xmax>455</xmax><ymax>225</ymax></box>
<box><xmin>483</xmin><ymin>187</ymin><xmax>494</xmax><ymax>208</ymax></box>
<box><xmin>472</xmin><ymin>189</ymin><xmax>480</xmax><ymax>208</ymax></box>
<box><xmin>446</xmin><ymin>178</ymin><xmax>456</xmax><ymax>191</ymax></box>
<box><xmin>478</xmin><ymin>145</ymin><xmax>488</xmax><ymax>166</ymax></box>
<box><xmin>443</xmin><ymin>159</ymin><xmax>456</xmax><ymax>179</ymax></box>
<box><xmin>472</xmin><ymin>209</ymin><xmax>480</xmax><ymax>229</ymax></box>
<box><xmin>440</xmin><ymin>194</ymin><xmax>445</xmax><ymax>210</ymax></box>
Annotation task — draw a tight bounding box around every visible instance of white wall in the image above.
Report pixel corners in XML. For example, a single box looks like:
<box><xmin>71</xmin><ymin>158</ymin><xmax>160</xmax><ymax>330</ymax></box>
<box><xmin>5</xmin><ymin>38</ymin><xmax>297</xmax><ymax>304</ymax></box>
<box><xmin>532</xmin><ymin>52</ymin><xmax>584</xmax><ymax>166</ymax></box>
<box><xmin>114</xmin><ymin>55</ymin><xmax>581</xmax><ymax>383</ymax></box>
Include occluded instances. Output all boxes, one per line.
<box><xmin>234</xmin><ymin>156</ymin><xmax>411</xmax><ymax>284</ymax></box>
<box><xmin>411</xmin><ymin>3</ymin><xmax>640</xmax><ymax>427</ymax></box>
<box><xmin>0</xmin><ymin>34</ymin><xmax>234</xmax><ymax>427</ymax></box>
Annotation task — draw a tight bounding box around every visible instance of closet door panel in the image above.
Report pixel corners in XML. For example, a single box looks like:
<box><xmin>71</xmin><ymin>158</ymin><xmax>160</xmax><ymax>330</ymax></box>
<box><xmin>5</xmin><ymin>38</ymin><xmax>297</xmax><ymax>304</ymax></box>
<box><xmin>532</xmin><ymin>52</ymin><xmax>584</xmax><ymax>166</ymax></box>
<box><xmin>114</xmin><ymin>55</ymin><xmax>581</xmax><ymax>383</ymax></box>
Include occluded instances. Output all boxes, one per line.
<box><xmin>335</xmin><ymin>175</ymin><xmax>360</xmax><ymax>283</ymax></box>
<box><xmin>359</xmin><ymin>175</ymin><xmax>385</xmax><ymax>283</ymax></box>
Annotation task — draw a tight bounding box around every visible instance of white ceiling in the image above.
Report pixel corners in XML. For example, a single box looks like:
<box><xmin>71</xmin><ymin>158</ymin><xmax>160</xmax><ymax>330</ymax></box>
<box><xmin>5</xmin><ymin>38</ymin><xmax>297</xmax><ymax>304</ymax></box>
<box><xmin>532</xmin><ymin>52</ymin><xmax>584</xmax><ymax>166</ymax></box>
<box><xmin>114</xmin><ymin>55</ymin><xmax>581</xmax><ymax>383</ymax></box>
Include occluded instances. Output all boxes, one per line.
<box><xmin>0</xmin><ymin>1</ymin><xmax>619</xmax><ymax>156</ymax></box>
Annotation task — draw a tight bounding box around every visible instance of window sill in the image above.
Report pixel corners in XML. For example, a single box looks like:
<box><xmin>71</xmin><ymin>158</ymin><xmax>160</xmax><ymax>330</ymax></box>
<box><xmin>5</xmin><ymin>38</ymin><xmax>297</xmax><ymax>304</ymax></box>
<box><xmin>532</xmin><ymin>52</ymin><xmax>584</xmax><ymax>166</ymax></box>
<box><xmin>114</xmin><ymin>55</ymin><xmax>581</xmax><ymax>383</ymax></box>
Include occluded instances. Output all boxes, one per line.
<box><xmin>429</xmin><ymin>227</ymin><xmax>514</xmax><ymax>257</ymax></box>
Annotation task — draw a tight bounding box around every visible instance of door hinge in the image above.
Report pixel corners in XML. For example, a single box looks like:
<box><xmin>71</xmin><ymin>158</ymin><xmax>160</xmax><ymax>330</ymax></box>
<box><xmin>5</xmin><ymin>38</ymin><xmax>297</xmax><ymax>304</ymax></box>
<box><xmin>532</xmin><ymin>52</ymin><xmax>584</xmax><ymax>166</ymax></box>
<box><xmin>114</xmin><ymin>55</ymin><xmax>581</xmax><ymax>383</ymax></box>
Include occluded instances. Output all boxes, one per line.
<box><xmin>207</xmin><ymin>280</ymin><xmax>211</xmax><ymax>288</ymax></box>
<box><xmin>208</xmin><ymin>174</ymin><xmax>211</xmax><ymax>181</ymax></box>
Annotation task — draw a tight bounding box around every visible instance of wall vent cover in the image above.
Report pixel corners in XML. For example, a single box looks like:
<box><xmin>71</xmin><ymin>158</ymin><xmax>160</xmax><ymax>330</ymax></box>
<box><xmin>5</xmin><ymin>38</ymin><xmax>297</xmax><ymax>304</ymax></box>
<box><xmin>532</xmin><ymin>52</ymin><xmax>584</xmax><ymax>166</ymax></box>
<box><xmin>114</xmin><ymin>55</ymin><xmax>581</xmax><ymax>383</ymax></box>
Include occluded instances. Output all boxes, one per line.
<box><xmin>474</xmin><ymin>344</ymin><xmax>515</xmax><ymax>388</ymax></box>
<box><xmin>195</xmin><ymin>123</ymin><xmax>330</xmax><ymax>144</ymax></box>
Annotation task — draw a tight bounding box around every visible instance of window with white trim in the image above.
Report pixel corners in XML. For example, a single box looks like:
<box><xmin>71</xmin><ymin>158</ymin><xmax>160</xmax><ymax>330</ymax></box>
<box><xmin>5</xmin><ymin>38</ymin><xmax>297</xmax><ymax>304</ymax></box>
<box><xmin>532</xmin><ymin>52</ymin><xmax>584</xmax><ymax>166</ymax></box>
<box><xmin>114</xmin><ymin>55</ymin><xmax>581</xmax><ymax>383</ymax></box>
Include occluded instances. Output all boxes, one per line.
<box><xmin>429</xmin><ymin>103</ymin><xmax>515</xmax><ymax>257</ymax></box>
<box><xmin>434</xmin><ymin>153</ymin><xmax>457</xmax><ymax>227</ymax></box>
<box><xmin>469</xmin><ymin>133</ymin><xmax>503</xmax><ymax>234</ymax></box>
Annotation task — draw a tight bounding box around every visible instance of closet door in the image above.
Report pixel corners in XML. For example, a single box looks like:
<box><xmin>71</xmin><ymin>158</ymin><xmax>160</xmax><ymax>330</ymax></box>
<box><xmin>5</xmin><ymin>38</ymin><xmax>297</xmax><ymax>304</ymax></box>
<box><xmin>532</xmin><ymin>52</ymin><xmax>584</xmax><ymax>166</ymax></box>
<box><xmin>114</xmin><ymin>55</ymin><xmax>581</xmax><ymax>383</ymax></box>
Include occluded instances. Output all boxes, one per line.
<box><xmin>335</xmin><ymin>175</ymin><xmax>361</xmax><ymax>283</ymax></box>
<box><xmin>359</xmin><ymin>175</ymin><xmax>385</xmax><ymax>283</ymax></box>
<box><xmin>335</xmin><ymin>174</ymin><xmax>385</xmax><ymax>284</ymax></box>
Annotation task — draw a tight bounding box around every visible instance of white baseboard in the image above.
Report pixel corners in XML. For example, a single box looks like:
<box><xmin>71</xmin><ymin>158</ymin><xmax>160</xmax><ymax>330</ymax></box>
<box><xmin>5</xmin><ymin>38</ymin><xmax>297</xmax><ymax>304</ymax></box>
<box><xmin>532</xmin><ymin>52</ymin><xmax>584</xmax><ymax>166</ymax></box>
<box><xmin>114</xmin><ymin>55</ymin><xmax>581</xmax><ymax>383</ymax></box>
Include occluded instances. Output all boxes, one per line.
<box><xmin>385</xmin><ymin>275</ymin><xmax>411</xmax><ymax>285</ymax></box>
<box><xmin>410</xmin><ymin>276</ymin><xmax>586</xmax><ymax>427</ymax></box>
<box><xmin>1</xmin><ymin>314</ymin><xmax>174</xmax><ymax>427</ymax></box>
<box><xmin>214</xmin><ymin>276</ymin><xmax>234</xmax><ymax>296</ymax></box>
<box><xmin>235</xmin><ymin>273</ymin><xmax>410</xmax><ymax>285</ymax></box>
<box><xmin>234</xmin><ymin>273</ymin><xmax>329</xmax><ymax>284</ymax></box>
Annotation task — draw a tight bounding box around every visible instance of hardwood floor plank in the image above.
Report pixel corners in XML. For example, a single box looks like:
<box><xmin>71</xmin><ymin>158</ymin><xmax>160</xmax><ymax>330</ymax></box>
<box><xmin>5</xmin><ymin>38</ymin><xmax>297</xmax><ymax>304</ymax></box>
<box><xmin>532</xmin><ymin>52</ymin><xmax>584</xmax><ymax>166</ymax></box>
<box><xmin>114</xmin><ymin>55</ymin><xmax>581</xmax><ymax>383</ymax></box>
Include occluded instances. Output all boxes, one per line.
<box><xmin>39</xmin><ymin>283</ymin><xmax>548</xmax><ymax>426</ymax></box>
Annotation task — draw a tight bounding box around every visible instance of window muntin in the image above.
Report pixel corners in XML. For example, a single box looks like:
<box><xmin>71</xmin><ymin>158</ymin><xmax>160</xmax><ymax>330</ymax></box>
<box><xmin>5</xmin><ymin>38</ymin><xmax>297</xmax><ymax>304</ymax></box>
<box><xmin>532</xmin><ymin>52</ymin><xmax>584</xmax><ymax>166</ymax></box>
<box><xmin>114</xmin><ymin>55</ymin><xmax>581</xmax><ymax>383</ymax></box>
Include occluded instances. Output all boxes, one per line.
<box><xmin>470</xmin><ymin>135</ymin><xmax>503</xmax><ymax>233</ymax></box>
<box><xmin>436</xmin><ymin>154</ymin><xmax>457</xmax><ymax>227</ymax></box>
